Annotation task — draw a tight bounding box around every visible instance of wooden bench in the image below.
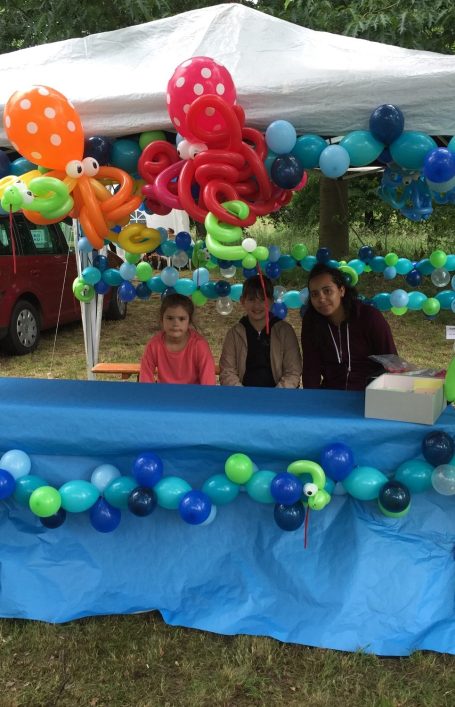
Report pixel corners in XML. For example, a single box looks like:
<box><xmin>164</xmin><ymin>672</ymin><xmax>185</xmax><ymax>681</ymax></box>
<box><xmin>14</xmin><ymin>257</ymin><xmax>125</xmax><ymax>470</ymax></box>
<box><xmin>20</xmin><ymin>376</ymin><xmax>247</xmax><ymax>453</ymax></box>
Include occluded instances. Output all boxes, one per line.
<box><xmin>92</xmin><ymin>362</ymin><xmax>220</xmax><ymax>381</ymax></box>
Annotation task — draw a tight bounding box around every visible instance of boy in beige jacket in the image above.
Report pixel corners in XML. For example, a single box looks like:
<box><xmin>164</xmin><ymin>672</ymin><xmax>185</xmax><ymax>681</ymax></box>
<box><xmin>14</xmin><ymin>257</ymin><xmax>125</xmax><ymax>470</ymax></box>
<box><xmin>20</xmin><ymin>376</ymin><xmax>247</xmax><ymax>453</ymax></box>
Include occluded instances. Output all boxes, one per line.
<box><xmin>219</xmin><ymin>275</ymin><xmax>302</xmax><ymax>388</ymax></box>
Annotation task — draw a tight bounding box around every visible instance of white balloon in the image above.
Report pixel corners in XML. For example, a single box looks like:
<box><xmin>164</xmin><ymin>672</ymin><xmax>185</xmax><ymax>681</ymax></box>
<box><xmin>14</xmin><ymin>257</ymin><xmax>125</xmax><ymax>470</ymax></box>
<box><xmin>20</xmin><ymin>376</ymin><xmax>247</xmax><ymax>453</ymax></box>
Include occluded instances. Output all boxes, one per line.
<box><xmin>216</xmin><ymin>297</ymin><xmax>233</xmax><ymax>315</ymax></box>
<box><xmin>242</xmin><ymin>237</ymin><xmax>257</xmax><ymax>253</ymax></box>
<box><xmin>431</xmin><ymin>464</ymin><xmax>455</xmax><ymax>495</ymax></box>
<box><xmin>220</xmin><ymin>266</ymin><xmax>237</xmax><ymax>279</ymax></box>
<box><xmin>431</xmin><ymin>268</ymin><xmax>450</xmax><ymax>288</ymax></box>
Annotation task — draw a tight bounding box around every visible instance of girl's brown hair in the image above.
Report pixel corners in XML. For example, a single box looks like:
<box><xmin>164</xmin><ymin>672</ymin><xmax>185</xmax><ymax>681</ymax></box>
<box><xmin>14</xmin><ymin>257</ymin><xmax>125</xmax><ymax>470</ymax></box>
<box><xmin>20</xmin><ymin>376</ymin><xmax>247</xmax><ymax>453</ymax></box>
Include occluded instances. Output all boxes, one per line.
<box><xmin>159</xmin><ymin>293</ymin><xmax>195</xmax><ymax>323</ymax></box>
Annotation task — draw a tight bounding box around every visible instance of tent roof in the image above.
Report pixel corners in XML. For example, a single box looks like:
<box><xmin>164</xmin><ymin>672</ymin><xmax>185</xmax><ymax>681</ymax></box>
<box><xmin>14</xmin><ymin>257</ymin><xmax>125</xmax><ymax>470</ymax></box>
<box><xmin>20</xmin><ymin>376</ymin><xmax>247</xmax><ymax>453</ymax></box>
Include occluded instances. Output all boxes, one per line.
<box><xmin>1</xmin><ymin>2</ymin><xmax>454</xmax><ymax>147</ymax></box>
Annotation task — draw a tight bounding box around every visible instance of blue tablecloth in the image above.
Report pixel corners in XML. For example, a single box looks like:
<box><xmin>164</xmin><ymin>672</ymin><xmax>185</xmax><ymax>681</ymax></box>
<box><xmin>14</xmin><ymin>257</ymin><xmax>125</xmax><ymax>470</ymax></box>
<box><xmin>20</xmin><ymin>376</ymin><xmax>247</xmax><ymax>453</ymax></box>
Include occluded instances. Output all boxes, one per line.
<box><xmin>0</xmin><ymin>377</ymin><xmax>454</xmax><ymax>656</ymax></box>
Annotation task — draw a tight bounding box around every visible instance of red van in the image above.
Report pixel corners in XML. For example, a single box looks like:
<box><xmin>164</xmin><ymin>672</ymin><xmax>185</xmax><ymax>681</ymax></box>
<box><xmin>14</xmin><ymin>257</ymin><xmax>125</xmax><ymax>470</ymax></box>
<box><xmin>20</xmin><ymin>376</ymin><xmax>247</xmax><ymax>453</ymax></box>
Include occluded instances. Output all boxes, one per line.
<box><xmin>0</xmin><ymin>215</ymin><xmax>126</xmax><ymax>355</ymax></box>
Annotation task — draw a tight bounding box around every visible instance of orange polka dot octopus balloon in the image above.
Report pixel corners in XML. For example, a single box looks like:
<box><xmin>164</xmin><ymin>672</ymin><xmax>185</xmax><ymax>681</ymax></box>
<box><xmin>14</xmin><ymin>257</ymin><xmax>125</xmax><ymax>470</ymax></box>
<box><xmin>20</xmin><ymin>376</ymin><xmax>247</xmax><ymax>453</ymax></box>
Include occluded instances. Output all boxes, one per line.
<box><xmin>4</xmin><ymin>86</ymin><xmax>141</xmax><ymax>249</ymax></box>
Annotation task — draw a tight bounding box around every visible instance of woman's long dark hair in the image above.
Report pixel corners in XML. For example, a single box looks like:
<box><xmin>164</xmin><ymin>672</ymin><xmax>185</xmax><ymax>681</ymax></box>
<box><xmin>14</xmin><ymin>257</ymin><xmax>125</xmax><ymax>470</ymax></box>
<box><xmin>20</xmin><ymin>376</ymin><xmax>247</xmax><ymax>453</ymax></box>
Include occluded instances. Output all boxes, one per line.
<box><xmin>306</xmin><ymin>263</ymin><xmax>358</xmax><ymax>318</ymax></box>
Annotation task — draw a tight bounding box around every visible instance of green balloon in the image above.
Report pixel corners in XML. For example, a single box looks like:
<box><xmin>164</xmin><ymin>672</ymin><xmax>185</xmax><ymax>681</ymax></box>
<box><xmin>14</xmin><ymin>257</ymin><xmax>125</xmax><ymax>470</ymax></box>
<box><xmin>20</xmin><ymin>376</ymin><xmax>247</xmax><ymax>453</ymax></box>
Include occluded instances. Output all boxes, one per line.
<box><xmin>225</xmin><ymin>453</ymin><xmax>254</xmax><ymax>485</ymax></box>
<box><xmin>14</xmin><ymin>475</ymin><xmax>47</xmax><ymax>506</ymax></box>
<box><xmin>125</xmin><ymin>251</ymin><xmax>142</xmax><ymax>264</ymax></box>
<box><xmin>246</xmin><ymin>470</ymin><xmax>276</xmax><ymax>503</ymax></box>
<box><xmin>391</xmin><ymin>306</ymin><xmax>407</xmax><ymax>316</ymax></box>
<box><xmin>104</xmin><ymin>476</ymin><xmax>137</xmax><ymax>509</ymax></box>
<box><xmin>308</xmin><ymin>488</ymin><xmax>331</xmax><ymax>510</ymax></box>
<box><xmin>72</xmin><ymin>277</ymin><xmax>95</xmax><ymax>303</ymax></box>
<box><xmin>192</xmin><ymin>290</ymin><xmax>207</xmax><ymax>307</ymax></box>
<box><xmin>384</xmin><ymin>252</ymin><xmax>398</xmax><ymax>266</ymax></box>
<box><xmin>422</xmin><ymin>298</ymin><xmax>440</xmax><ymax>316</ymax></box>
<box><xmin>139</xmin><ymin>130</ymin><xmax>166</xmax><ymax>151</ymax></box>
<box><xmin>291</xmin><ymin>243</ymin><xmax>308</xmax><ymax>261</ymax></box>
<box><xmin>444</xmin><ymin>355</ymin><xmax>455</xmax><ymax>403</ymax></box>
<box><xmin>429</xmin><ymin>249</ymin><xmax>447</xmax><ymax>268</ymax></box>
<box><xmin>202</xmin><ymin>474</ymin><xmax>239</xmax><ymax>505</ymax></box>
<box><xmin>29</xmin><ymin>486</ymin><xmax>61</xmax><ymax>518</ymax></box>
<box><xmin>378</xmin><ymin>500</ymin><xmax>410</xmax><ymax>518</ymax></box>
<box><xmin>253</xmin><ymin>246</ymin><xmax>269</xmax><ymax>262</ymax></box>
<box><xmin>136</xmin><ymin>261</ymin><xmax>153</xmax><ymax>281</ymax></box>
<box><xmin>154</xmin><ymin>476</ymin><xmax>192</xmax><ymax>509</ymax></box>
<box><xmin>242</xmin><ymin>254</ymin><xmax>257</xmax><ymax>269</ymax></box>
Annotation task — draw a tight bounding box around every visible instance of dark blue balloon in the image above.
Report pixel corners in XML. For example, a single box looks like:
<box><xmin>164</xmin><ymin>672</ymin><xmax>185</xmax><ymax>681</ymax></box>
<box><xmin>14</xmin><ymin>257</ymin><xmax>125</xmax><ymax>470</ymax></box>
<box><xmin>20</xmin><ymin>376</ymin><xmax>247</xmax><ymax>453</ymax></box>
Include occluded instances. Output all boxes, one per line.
<box><xmin>271</xmin><ymin>473</ymin><xmax>303</xmax><ymax>505</ymax></box>
<box><xmin>175</xmin><ymin>231</ymin><xmax>192</xmax><ymax>251</ymax></box>
<box><xmin>200</xmin><ymin>282</ymin><xmax>218</xmax><ymax>299</ymax></box>
<box><xmin>178</xmin><ymin>490</ymin><xmax>211</xmax><ymax>525</ymax></box>
<box><xmin>423</xmin><ymin>148</ymin><xmax>455</xmax><ymax>183</ymax></box>
<box><xmin>90</xmin><ymin>498</ymin><xmax>121</xmax><ymax>532</ymax></box>
<box><xmin>133</xmin><ymin>452</ymin><xmax>163</xmax><ymax>487</ymax></box>
<box><xmin>377</xmin><ymin>147</ymin><xmax>392</xmax><ymax>164</ymax></box>
<box><xmin>242</xmin><ymin>267</ymin><xmax>257</xmax><ymax>279</ymax></box>
<box><xmin>405</xmin><ymin>269</ymin><xmax>422</xmax><ymax>287</ymax></box>
<box><xmin>40</xmin><ymin>508</ymin><xmax>67</xmax><ymax>529</ymax></box>
<box><xmin>118</xmin><ymin>281</ymin><xmax>136</xmax><ymax>302</ymax></box>
<box><xmin>217</xmin><ymin>259</ymin><xmax>232</xmax><ymax>269</ymax></box>
<box><xmin>93</xmin><ymin>255</ymin><xmax>108</xmax><ymax>271</ymax></box>
<box><xmin>274</xmin><ymin>502</ymin><xmax>305</xmax><ymax>531</ymax></box>
<box><xmin>135</xmin><ymin>282</ymin><xmax>151</xmax><ymax>300</ymax></box>
<box><xmin>128</xmin><ymin>487</ymin><xmax>157</xmax><ymax>516</ymax></box>
<box><xmin>271</xmin><ymin>301</ymin><xmax>288</xmax><ymax>319</ymax></box>
<box><xmin>369</xmin><ymin>104</ymin><xmax>404</xmax><ymax>145</ymax></box>
<box><xmin>84</xmin><ymin>136</ymin><xmax>112</xmax><ymax>165</ymax></box>
<box><xmin>0</xmin><ymin>469</ymin><xmax>16</xmax><ymax>499</ymax></box>
<box><xmin>378</xmin><ymin>481</ymin><xmax>411</xmax><ymax>514</ymax></box>
<box><xmin>265</xmin><ymin>262</ymin><xmax>281</xmax><ymax>279</ymax></box>
<box><xmin>270</xmin><ymin>154</ymin><xmax>303</xmax><ymax>190</ymax></box>
<box><xmin>358</xmin><ymin>245</ymin><xmax>375</xmax><ymax>262</ymax></box>
<box><xmin>94</xmin><ymin>280</ymin><xmax>110</xmax><ymax>295</ymax></box>
<box><xmin>320</xmin><ymin>442</ymin><xmax>355</xmax><ymax>481</ymax></box>
<box><xmin>161</xmin><ymin>287</ymin><xmax>176</xmax><ymax>299</ymax></box>
<box><xmin>416</xmin><ymin>259</ymin><xmax>434</xmax><ymax>276</ymax></box>
<box><xmin>214</xmin><ymin>280</ymin><xmax>231</xmax><ymax>297</ymax></box>
<box><xmin>422</xmin><ymin>431</ymin><xmax>454</xmax><ymax>466</ymax></box>
<box><xmin>316</xmin><ymin>247</ymin><xmax>331</xmax><ymax>263</ymax></box>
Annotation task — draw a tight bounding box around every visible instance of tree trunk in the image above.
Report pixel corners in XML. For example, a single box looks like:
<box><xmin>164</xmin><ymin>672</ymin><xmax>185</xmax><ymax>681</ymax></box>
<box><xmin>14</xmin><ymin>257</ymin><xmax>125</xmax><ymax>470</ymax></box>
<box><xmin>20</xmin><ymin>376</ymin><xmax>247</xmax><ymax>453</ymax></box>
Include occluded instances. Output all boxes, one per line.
<box><xmin>319</xmin><ymin>176</ymin><xmax>349</xmax><ymax>259</ymax></box>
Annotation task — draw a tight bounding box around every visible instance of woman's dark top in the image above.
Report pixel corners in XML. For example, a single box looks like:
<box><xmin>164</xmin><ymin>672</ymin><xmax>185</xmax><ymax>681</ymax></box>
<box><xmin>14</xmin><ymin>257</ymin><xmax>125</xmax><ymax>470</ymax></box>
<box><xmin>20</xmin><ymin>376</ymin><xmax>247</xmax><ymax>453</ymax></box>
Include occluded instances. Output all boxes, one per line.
<box><xmin>301</xmin><ymin>300</ymin><xmax>397</xmax><ymax>391</ymax></box>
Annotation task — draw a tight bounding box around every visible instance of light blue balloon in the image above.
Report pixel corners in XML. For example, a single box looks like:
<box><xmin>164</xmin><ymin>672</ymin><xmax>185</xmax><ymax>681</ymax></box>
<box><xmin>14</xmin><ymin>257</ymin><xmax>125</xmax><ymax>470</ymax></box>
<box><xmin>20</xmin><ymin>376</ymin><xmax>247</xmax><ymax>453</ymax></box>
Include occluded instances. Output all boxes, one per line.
<box><xmin>0</xmin><ymin>449</ymin><xmax>31</xmax><ymax>479</ymax></box>
<box><xmin>78</xmin><ymin>237</ymin><xmax>93</xmax><ymax>254</ymax></box>
<box><xmin>299</xmin><ymin>287</ymin><xmax>309</xmax><ymax>305</ymax></box>
<box><xmin>407</xmin><ymin>291</ymin><xmax>427</xmax><ymax>310</ymax></box>
<box><xmin>161</xmin><ymin>240</ymin><xmax>178</xmax><ymax>256</ymax></box>
<box><xmin>319</xmin><ymin>145</ymin><xmax>350</xmax><ymax>179</ymax></box>
<box><xmin>157</xmin><ymin>227</ymin><xmax>168</xmax><ymax>243</ymax></box>
<box><xmin>175</xmin><ymin>278</ymin><xmax>196</xmax><ymax>296</ymax></box>
<box><xmin>327</xmin><ymin>259</ymin><xmax>340</xmax><ymax>269</ymax></box>
<box><xmin>395</xmin><ymin>258</ymin><xmax>413</xmax><ymax>275</ymax></box>
<box><xmin>192</xmin><ymin>267</ymin><xmax>210</xmax><ymax>286</ymax></box>
<box><xmin>246</xmin><ymin>470</ymin><xmax>276</xmax><ymax>503</ymax></box>
<box><xmin>347</xmin><ymin>259</ymin><xmax>365</xmax><ymax>275</ymax></box>
<box><xmin>147</xmin><ymin>276</ymin><xmax>167</xmax><ymax>293</ymax></box>
<box><xmin>390</xmin><ymin>132</ymin><xmax>437</xmax><ymax>170</ymax></box>
<box><xmin>82</xmin><ymin>266</ymin><xmax>102</xmax><ymax>286</ymax></box>
<box><xmin>119</xmin><ymin>262</ymin><xmax>137</xmax><ymax>281</ymax></box>
<box><xmin>372</xmin><ymin>293</ymin><xmax>391</xmax><ymax>311</ymax></box>
<box><xmin>283</xmin><ymin>290</ymin><xmax>302</xmax><ymax>309</ymax></box>
<box><xmin>160</xmin><ymin>266</ymin><xmax>179</xmax><ymax>287</ymax></box>
<box><xmin>155</xmin><ymin>476</ymin><xmax>192</xmax><ymax>510</ymax></box>
<box><xmin>230</xmin><ymin>283</ymin><xmax>244</xmax><ymax>302</ymax></box>
<box><xmin>268</xmin><ymin>245</ymin><xmax>281</xmax><ymax>263</ymax></box>
<box><xmin>104</xmin><ymin>476</ymin><xmax>137</xmax><ymax>509</ymax></box>
<box><xmin>13</xmin><ymin>475</ymin><xmax>46</xmax><ymax>505</ymax></box>
<box><xmin>90</xmin><ymin>464</ymin><xmax>121</xmax><ymax>493</ymax></box>
<box><xmin>342</xmin><ymin>465</ymin><xmax>388</xmax><ymax>501</ymax></box>
<box><xmin>416</xmin><ymin>259</ymin><xmax>434</xmax><ymax>275</ymax></box>
<box><xmin>395</xmin><ymin>459</ymin><xmax>433</xmax><ymax>493</ymax></box>
<box><xmin>383</xmin><ymin>266</ymin><xmax>397</xmax><ymax>280</ymax></box>
<box><xmin>291</xmin><ymin>134</ymin><xmax>327</xmax><ymax>169</ymax></box>
<box><xmin>436</xmin><ymin>290</ymin><xmax>455</xmax><ymax>310</ymax></box>
<box><xmin>390</xmin><ymin>289</ymin><xmax>409</xmax><ymax>308</ymax></box>
<box><xmin>301</xmin><ymin>255</ymin><xmax>317</xmax><ymax>271</ymax></box>
<box><xmin>102</xmin><ymin>268</ymin><xmax>123</xmax><ymax>286</ymax></box>
<box><xmin>445</xmin><ymin>255</ymin><xmax>455</xmax><ymax>271</ymax></box>
<box><xmin>265</xmin><ymin>120</ymin><xmax>297</xmax><ymax>155</ymax></box>
<box><xmin>59</xmin><ymin>480</ymin><xmax>100</xmax><ymax>512</ymax></box>
<box><xmin>202</xmin><ymin>474</ymin><xmax>239</xmax><ymax>505</ymax></box>
<box><xmin>340</xmin><ymin>131</ymin><xmax>384</xmax><ymax>167</ymax></box>
<box><xmin>369</xmin><ymin>256</ymin><xmax>386</xmax><ymax>273</ymax></box>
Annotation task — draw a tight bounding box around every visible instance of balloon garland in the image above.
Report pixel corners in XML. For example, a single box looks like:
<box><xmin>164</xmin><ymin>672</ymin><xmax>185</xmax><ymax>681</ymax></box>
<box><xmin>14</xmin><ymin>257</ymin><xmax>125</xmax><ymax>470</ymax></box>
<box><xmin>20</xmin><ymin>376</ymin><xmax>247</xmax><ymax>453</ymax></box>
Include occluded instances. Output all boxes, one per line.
<box><xmin>0</xmin><ymin>431</ymin><xmax>454</xmax><ymax>535</ymax></box>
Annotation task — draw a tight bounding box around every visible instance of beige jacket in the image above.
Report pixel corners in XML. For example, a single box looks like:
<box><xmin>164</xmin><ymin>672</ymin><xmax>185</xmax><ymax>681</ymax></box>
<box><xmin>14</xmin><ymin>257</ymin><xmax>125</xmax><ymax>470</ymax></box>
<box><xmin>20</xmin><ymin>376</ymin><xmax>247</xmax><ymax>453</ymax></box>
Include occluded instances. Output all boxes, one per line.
<box><xmin>219</xmin><ymin>320</ymin><xmax>302</xmax><ymax>388</ymax></box>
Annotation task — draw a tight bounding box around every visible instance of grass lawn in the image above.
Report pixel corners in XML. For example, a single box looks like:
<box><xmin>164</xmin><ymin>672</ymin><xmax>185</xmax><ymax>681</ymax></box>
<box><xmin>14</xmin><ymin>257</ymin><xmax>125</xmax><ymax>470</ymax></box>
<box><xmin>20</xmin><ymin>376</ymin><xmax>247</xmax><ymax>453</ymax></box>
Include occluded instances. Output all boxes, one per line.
<box><xmin>0</xmin><ymin>273</ymin><xmax>454</xmax><ymax>706</ymax></box>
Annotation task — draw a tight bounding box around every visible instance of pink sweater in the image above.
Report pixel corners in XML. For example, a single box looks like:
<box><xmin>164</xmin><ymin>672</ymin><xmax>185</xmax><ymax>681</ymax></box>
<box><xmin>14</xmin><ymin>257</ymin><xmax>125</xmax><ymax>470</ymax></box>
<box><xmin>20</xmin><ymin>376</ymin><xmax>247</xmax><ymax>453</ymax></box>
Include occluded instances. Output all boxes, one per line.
<box><xmin>139</xmin><ymin>329</ymin><xmax>216</xmax><ymax>385</ymax></box>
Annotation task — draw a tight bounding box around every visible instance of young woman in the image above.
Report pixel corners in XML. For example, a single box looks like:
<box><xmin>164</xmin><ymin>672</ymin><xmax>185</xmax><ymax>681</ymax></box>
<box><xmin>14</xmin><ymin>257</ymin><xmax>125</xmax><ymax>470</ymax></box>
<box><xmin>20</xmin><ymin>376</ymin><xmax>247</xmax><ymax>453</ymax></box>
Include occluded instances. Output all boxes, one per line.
<box><xmin>139</xmin><ymin>294</ymin><xmax>216</xmax><ymax>385</ymax></box>
<box><xmin>301</xmin><ymin>263</ymin><xmax>397</xmax><ymax>391</ymax></box>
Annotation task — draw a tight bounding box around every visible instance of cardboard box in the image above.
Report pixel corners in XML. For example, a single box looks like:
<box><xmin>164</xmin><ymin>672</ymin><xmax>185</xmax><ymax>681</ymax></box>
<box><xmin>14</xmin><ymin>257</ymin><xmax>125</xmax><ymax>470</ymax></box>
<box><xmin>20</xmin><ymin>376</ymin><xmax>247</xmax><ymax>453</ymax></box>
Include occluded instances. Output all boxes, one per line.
<box><xmin>365</xmin><ymin>374</ymin><xmax>446</xmax><ymax>425</ymax></box>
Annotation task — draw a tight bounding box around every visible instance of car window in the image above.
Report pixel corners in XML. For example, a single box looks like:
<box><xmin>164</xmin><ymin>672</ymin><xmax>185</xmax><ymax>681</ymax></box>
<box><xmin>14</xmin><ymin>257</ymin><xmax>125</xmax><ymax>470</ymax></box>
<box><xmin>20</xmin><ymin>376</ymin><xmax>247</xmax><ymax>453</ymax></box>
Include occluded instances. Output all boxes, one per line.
<box><xmin>0</xmin><ymin>222</ymin><xmax>12</xmax><ymax>255</ymax></box>
<box><xmin>29</xmin><ymin>224</ymin><xmax>67</xmax><ymax>255</ymax></box>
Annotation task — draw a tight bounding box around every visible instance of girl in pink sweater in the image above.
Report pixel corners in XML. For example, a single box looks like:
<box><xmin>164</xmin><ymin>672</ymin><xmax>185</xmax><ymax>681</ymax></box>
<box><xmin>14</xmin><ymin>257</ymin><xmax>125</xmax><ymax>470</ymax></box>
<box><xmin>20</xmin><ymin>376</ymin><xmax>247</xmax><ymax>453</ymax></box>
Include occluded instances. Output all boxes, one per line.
<box><xmin>139</xmin><ymin>294</ymin><xmax>216</xmax><ymax>385</ymax></box>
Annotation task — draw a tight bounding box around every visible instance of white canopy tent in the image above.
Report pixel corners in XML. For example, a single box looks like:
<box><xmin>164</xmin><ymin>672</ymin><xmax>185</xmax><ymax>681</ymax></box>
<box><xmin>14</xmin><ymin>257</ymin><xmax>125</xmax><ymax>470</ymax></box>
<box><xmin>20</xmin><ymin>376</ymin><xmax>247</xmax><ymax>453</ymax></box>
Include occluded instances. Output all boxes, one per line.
<box><xmin>1</xmin><ymin>3</ymin><xmax>455</xmax><ymax>142</ymax></box>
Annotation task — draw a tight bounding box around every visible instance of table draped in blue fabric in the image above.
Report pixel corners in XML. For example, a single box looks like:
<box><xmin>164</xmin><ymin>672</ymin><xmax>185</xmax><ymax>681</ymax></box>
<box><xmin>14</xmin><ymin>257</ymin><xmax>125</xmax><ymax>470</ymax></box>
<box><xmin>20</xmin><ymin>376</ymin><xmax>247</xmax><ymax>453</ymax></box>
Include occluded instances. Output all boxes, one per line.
<box><xmin>0</xmin><ymin>377</ymin><xmax>454</xmax><ymax>656</ymax></box>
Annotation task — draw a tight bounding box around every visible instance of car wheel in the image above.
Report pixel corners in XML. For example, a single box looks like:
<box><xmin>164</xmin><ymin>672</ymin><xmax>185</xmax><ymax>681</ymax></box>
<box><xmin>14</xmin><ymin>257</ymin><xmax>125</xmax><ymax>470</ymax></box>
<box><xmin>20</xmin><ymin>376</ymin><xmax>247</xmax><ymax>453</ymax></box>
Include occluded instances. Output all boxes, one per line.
<box><xmin>105</xmin><ymin>286</ymin><xmax>127</xmax><ymax>321</ymax></box>
<box><xmin>2</xmin><ymin>299</ymin><xmax>41</xmax><ymax>355</ymax></box>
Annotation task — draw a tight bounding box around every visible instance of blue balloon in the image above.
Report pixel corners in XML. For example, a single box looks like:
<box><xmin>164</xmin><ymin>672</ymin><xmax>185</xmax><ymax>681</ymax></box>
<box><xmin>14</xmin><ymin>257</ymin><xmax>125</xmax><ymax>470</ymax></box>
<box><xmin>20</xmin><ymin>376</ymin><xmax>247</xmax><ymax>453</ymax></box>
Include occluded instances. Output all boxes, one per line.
<box><xmin>406</xmin><ymin>269</ymin><xmax>422</xmax><ymax>287</ymax></box>
<box><xmin>264</xmin><ymin>150</ymin><xmax>278</xmax><ymax>177</ymax></box>
<box><xmin>118</xmin><ymin>281</ymin><xmax>136</xmax><ymax>302</ymax></box>
<box><xmin>291</xmin><ymin>134</ymin><xmax>327</xmax><ymax>169</ymax></box>
<box><xmin>319</xmin><ymin>145</ymin><xmax>350</xmax><ymax>179</ymax></box>
<box><xmin>82</xmin><ymin>266</ymin><xmax>101</xmax><ymax>285</ymax></box>
<box><xmin>40</xmin><ymin>508</ymin><xmax>67</xmax><ymax>529</ymax></box>
<box><xmin>133</xmin><ymin>452</ymin><xmax>163</xmax><ymax>488</ymax></box>
<box><xmin>271</xmin><ymin>472</ymin><xmax>303</xmax><ymax>505</ymax></box>
<box><xmin>274</xmin><ymin>502</ymin><xmax>305</xmax><ymax>531</ymax></box>
<box><xmin>407</xmin><ymin>291</ymin><xmax>427</xmax><ymax>310</ymax></box>
<box><xmin>271</xmin><ymin>155</ymin><xmax>303</xmax><ymax>189</ymax></box>
<box><xmin>93</xmin><ymin>254</ymin><xmax>108</xmax><ymax>271</ymax></box>
<box><xmin>155</xmin><ymin>476</ymin><xmax>192</xmax><ymax>509</ymax></box>
<box><xmin>175</xmin><ymin>231</ymin><xmax>192</xmax><ymax>251</ymax></box>
<box><xmin>340</xmin><ymin>131</ymin><xmax>384</xmax><ymax>167</ymax></box>
<box><xmin>390</xmin><ymin>132</ymin><xmax>437</xmax><ymax>171</ymax></box>
<box><xmin>278</xmin><ymin>255</ymin><xmax>296</xmax><ymax>271</ymax></box>
<box><xmin>390</xmin><ymin>289</ymin><xmax>409</xmax><ymax>308</ymax></box>
<box><xmin>161</xmin><ymin>287</ymin><xmax>176</xmax><ymax>299</ymax></box>
<box><xmin>0</xmin><ymin>469</ymin><xmax>16</xmax><ymax>499</ymax></box>
<box><xmin>395</xmin><ymin>258</ymin><xmax>413</xmax><ymax>275</ymax></box>
<box><xmin>84</xmin><ymin>135</ymin><xmax>112</xmax><ymax>165</ymax></box>
<box><xmin>416</xmin><ymin>259</ymin><xmax>434</xmax><ymax>276</ymax></box>
<box><xmin>110</xmin><ymin>138</ymin><xmax>141</xmax><ymax>173</ymax></box>
<box><xmin>369</xmin><ymin>104</ymin><xmax>404</xmax><ymax>145</ymax></box>
<box><xmin>245</xmin><ymin>470</ymin><xmax>276</xmax><ymax>503</ymax></box>
<box><xmin>160</xmin><ymin>240</ymin><xmax>178</xmax><ymax>257</ymax></box>
<box><xmin>283</xmin><ymin>290</ymin><xmax>302</xmax><ymax>309</ymax></box>
<box><xmin>265</xmin><ymin>120</ymin><xmax>297</xmax><ymax>155</ymax></box>
<box><xmin>230</xmin><ymin>283</ymin><xmax>243</xmax><ymax>302</ymax></box>
<box><xmin>268</xmin><ymin>245</ymin><xmax>281</xmax><ymax>263</ymax></box>
<box><xmin>342</xmin><ymin>466</ymin><xmax>388</xmax><ymax>501</ymax></box>
<box><xmin>202</xmin><ymin>474</ymin><xmax>239</xmax><ymax>505</ymax></box>
<box><xmin>119</xmin><ymin>262</ymin><xmax>137</xmax><ymax>281</ymax></box>
<box><xmin>271</xmin><ymin>301</ymin><xmax>288</xmax><ymax>319</ymax></box>
<box><xmin>214</xmin><ymin>280</ymin><xmax>231</xmax><ymax>297</ymax></box>
<box><xmin>371</xmin><ymin>293</ymin><xmax>391</xmax><ymax>311</ymax></box>
<box><xmin>90</xmin><ymin>464</ymin><xmax>121</xmax><ymax>493</ymax></box>
<box><xmin>178</xmin><ymin>490</ymin><xmax>212</xmax><ymax>525</ymax></box>
<box><xmin>348</xmin><ymin>259</ymin><xmax>365</xmax><ymax>275</ymax></box>
<box><xmin>422</xmin><ymin>431</ymin><xmax>454</xmax><ymax>466</ymax></box>
<box><xmin>192</xmin><ymin>267</ymin><xmax>210</xmax><ymax>286</ymax></box>
<box><xmin>90</xmin><ymin>498</ymin><xmax>121</xmax><ymax>532</ymax></box>
<box><xmin>10</xmin><ymin>157</ymin><xmax>36</xmax><ymax>176</ymax></box>
<box><xmin>423</xmin><ymin>148</ymin><xmax>455</xmax><ymax>183</ymax></box>
<box><xmin>160</xmin><ymin>266</ymin><xmax>179</xmax><ymax>287</ymax></box>
<box><xmin>436</xmin><ymin>290</ymin><xmax>455</xmax><ymax>310</ymax></box>
<box><xmin>175</xmin><ymin>278</ymin><xmax>196</xmax><ymax>296</ymax></box>
<box><xmin>320</xmin><ymin>442</ymin><xmax>355</xmax><ymax>481</ymax></box>
<box><xmin>104</xmin><ymin>476</ymin><xmax>138</xmax><ymax>509</ymax></box>
<box><xmin>135</xmin><ymin>282</ymin><xmax>151</xmax><ymax>300</ymax></box>
<box><xmin>301</xmin><ymin>255</ymin><xmax>317</xmax><ymax>271</ymax></box>
<box><xmin>394</xmin><ymin>459</ymin><xmax>433</xmax><ymax>493</ymax></box>
<box><xmin>383</xmin><ymin>266</ymin><xmax>397</xmax><ymax>280</ymax></box>
<box><xmin>358</xmin><ymin>245</ymin><xmax>375</xmax><ymax>262</ymax></box>
<box><xmin>147</xmin><ymin>276</ymin><xmax>167</xmax><ymax>293</ymax></box>
<box><xmin>60</xmin><ymin>480</ymin><xmax>99</xmax><ymax>513</ymax></box>
<box><xmin>316</xmin><ymin>247</ymin><xmax>331</xmax><ymax>263</ymax></box>
<box><xmin>378</xmin><ymin>481</ymin><xmax>411</xmax><ymax>515</ymax></box>
<box><xmin>13</xmin><ymin>474</ymin><xmax>46</xmax><ymax>505</ymax></box>
<box><xmin>243</xmin><ymin>267</ymin><xmax>258</xmax><ymax>279</ymax></box>
<box><xmin>200</xmin><ymin>282</ymin><xmax>218</xmax><ymax>299</ymax></box>
<box><xmin>265</xmin><ymin>262</ymin><xmax>281</xmax><ymax>279</ymax></box>
<box><xmin>128</xmin><ymin>487</ymin><xmax>157</xmax><ymax>516</ymax></box>
<box><xmin>369</xmin><ymin>256</ymin><xmax>386</xmax><ymax>273</ymax></box>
